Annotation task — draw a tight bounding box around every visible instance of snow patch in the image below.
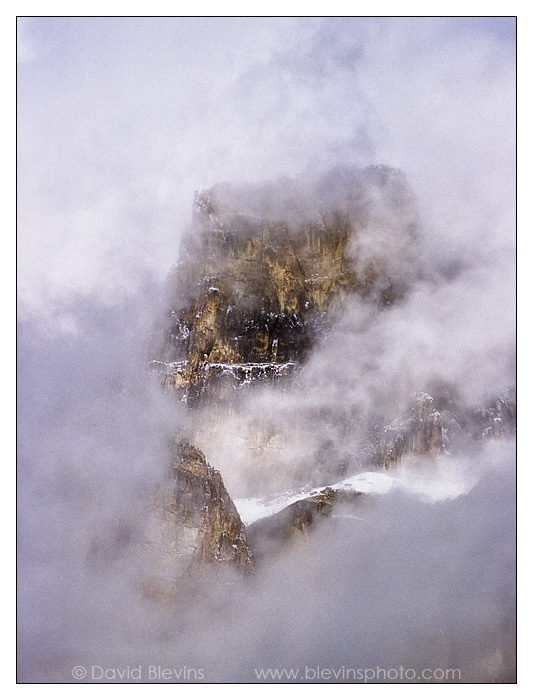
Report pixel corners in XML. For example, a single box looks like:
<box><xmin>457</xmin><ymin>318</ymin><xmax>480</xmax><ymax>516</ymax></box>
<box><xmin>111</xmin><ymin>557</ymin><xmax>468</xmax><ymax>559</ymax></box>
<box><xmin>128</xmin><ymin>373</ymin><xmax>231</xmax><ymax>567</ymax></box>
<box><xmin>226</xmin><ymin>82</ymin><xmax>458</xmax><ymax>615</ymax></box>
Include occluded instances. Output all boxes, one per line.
<box><xmin>235</xmin><ymin>469</ymin><xmax>472</xmax><ymax>526</ymax></box>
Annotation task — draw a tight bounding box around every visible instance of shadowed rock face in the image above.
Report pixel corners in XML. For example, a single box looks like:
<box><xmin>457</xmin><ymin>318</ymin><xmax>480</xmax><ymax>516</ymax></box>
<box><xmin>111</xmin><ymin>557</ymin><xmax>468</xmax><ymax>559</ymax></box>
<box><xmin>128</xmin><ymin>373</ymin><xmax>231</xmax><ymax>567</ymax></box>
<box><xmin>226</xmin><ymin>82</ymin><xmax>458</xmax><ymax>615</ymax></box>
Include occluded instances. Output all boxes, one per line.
<box><xmin>246</xmin><ymin>488</ymin><xmax>364</xmax><ymax>565</ymax></box>
<box><xmin>154</xmin><ymin>167</ymin><xmax>418</xmax><ymax>403</ymax></box>
<box><xmin>143</xmin><ymin>443</ymin><xmax>254</xmax><ymax>596</ymax></box>
<box><xmin>171</xmin><ymin>444</ymin><xmax>254</xmax><ymax>571</ymax></box>
<box><xmin>368</xmin><ymin>389</ymin><xmax>516</xmax><ymax>470</ymax></box>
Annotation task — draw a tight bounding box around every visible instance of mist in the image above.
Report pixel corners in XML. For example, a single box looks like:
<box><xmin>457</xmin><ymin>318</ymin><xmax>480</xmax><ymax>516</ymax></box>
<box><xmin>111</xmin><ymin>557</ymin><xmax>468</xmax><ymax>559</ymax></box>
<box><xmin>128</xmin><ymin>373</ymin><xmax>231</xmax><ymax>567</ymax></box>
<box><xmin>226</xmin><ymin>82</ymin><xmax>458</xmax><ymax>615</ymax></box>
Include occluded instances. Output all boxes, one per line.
<box><xmin>17</xmin><ymin>17</ymin><xmax>516</xmax><ymax>683</ymax></box>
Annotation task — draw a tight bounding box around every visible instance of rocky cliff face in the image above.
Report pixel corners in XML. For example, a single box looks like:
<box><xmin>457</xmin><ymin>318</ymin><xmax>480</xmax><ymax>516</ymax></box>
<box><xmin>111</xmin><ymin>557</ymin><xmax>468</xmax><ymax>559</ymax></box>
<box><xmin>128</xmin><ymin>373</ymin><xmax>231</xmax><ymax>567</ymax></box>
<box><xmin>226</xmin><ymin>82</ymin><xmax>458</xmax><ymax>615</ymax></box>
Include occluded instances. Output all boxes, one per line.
<box><xmin>154</xmin><ymin>166</ymin><xmax>417</xmax><ymax>404</ymax></box>
<box><xmin>146</xmin><ymin>167</ymin><xmax>515</xmax><ymax>582</ymax></box>
<box><xmin>143</xmin><ymin>443</ymin><xmax>254</xmax><ymax>596</ymax></box>
<box><xmin>369</xmin><ymin>389</ymin><xmax>516</xmax><ymax>470</ymax></box>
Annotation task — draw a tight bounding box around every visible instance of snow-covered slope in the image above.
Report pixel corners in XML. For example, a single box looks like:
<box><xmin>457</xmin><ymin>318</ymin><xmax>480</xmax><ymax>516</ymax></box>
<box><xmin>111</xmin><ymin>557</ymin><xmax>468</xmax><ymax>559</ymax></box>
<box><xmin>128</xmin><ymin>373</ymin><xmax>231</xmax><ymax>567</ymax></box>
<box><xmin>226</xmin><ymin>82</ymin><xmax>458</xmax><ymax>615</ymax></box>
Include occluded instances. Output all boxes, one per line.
<box><xmin>235</xmin><ymin>468</ymin><xmax>470</xmax><ymax>526</ymax></box>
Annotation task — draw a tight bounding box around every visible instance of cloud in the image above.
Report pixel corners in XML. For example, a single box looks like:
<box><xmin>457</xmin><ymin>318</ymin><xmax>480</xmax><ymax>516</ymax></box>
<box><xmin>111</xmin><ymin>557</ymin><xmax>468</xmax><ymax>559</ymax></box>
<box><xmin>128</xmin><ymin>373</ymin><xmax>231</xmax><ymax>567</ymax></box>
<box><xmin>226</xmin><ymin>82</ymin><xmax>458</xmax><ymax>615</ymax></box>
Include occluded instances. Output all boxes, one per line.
<box><xmin>17</xmin><ymin>17</ymin><xmax>515</xmax><ymax>682</ymax></box>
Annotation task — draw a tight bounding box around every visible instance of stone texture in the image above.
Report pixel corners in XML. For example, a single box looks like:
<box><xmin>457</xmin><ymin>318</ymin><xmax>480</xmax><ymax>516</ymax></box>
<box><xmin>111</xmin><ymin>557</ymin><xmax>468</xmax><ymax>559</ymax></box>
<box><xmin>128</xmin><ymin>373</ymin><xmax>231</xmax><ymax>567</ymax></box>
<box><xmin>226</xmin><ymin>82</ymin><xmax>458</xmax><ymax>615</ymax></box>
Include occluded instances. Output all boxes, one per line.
<box><xmin>143</xmin><ymin>443</ymin><xmax>254</xmax><ymax>597</ymax></box>
<box><xmin>369</xmin><ymin>389</ymin><xmax>516</xmax><ymax>469</ymax></box>
<box><xmin>154</xmin><ymin>166</ymin><xmax>417</xmax><ymax>404</ymax></box>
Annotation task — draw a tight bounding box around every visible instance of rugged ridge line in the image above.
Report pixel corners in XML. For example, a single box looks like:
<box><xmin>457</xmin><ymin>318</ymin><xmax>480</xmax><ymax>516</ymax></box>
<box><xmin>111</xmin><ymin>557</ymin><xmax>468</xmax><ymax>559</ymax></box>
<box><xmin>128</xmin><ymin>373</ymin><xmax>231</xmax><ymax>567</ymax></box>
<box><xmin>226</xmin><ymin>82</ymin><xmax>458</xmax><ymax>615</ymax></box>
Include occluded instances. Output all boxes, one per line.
<box><xmin>146</xmin><ymin>169</ymin><xmax>515</xmax><ymax>580</ymax></box>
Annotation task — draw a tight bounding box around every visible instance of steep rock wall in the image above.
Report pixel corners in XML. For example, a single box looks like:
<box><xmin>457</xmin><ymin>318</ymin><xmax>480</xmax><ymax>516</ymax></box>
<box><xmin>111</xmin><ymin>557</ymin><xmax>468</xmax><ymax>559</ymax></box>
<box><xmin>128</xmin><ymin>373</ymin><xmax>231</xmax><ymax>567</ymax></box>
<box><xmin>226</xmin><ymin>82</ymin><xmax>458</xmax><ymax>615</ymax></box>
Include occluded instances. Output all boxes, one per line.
<box><xmin>143</xmin><ymin>443</ymin><xmax>254</xmax><ymax>596</ymax></box>
<box><xmin>154</xmin><ymin>167</ymin><xmax>417</xmax><ymax>404</ymax></box>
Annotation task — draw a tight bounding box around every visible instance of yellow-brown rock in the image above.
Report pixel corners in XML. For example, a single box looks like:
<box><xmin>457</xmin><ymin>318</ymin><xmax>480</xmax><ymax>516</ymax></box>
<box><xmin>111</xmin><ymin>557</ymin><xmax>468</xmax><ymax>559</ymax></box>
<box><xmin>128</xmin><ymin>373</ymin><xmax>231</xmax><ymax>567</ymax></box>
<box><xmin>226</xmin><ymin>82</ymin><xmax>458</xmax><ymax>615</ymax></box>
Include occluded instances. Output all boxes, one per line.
<box><xmin>154</xmin><ymin>167</ymin><xmax>417</xmax><ymax>403</ymax></box>
<box><xmin>143</xmin><ymin>442</ymin><xmax>254</xmax><ymax>597</ymax></box>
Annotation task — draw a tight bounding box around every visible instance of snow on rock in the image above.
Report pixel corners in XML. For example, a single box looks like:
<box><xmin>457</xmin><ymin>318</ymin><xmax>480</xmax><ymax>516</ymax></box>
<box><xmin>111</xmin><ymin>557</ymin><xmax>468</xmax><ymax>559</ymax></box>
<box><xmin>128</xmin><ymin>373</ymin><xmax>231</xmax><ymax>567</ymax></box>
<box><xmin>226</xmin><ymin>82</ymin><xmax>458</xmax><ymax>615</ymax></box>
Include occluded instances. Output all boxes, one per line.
<box><xmin>235</xmin><ymin>469</ymin><xmax>472</xmax><ymax>526</ymax></box>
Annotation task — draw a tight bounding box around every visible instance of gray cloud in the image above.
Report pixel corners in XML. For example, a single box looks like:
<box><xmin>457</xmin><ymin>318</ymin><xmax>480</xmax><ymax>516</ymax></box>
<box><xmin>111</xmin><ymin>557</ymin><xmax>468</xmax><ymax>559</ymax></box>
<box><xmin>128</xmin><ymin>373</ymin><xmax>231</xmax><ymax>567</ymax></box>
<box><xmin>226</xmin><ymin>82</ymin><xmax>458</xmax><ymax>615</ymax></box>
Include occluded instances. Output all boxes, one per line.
<box><xmin>17</xmin><ymin>17</ymin><xmax>515</xmax><ymax>683</ymax></box>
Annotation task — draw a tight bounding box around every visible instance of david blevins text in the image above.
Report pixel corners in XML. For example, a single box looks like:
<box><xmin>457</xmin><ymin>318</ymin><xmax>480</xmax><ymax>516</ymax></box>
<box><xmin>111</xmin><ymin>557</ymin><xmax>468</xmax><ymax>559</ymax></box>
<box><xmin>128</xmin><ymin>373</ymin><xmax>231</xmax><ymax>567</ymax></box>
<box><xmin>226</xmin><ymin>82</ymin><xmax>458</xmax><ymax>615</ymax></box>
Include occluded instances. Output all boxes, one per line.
<box><xmin>89</xmin><ymin>666</ymin><xmax>205</xmax><ymax>681</ymax></box>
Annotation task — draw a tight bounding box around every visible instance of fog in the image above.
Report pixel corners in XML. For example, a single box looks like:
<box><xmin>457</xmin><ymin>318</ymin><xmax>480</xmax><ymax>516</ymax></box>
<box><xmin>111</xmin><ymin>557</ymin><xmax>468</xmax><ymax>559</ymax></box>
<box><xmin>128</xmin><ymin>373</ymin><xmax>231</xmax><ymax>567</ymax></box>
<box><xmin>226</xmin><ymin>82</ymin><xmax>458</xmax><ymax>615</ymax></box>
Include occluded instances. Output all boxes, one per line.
<box><xmin>17</xmin><ymin>17</ymin><xmax>516</xmax><ymax>683</ymax></box>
